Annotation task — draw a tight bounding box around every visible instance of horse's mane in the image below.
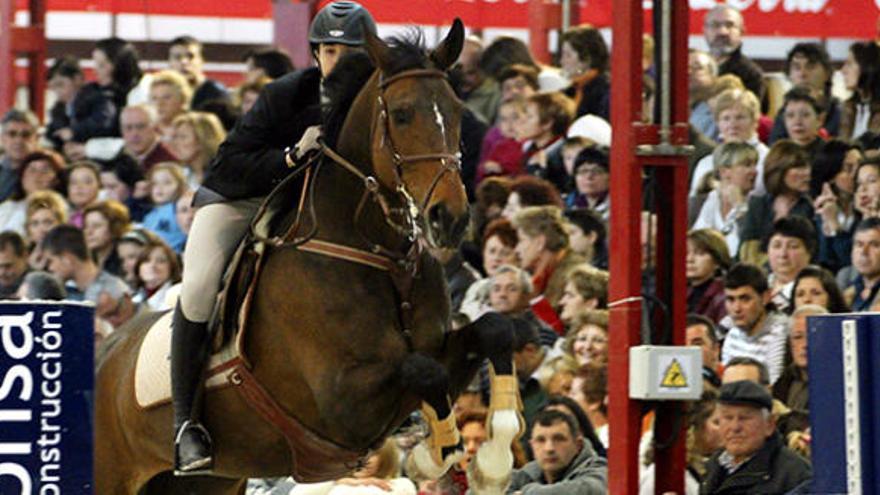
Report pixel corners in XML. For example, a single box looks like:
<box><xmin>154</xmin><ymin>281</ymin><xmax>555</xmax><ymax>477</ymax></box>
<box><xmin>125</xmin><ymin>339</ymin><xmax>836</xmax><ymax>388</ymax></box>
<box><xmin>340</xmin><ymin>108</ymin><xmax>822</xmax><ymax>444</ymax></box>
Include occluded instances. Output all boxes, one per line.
<box><xmin>323</xmin><ymin>30</ymin><xmax>435</xmax><ymax>147</ymax></box>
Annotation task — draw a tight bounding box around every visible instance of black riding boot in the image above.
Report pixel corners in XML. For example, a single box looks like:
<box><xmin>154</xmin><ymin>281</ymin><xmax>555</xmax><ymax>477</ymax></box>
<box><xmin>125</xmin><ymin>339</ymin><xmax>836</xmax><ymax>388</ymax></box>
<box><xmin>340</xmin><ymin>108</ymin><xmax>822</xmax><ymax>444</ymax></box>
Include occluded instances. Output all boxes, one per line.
<box><xmin>171</xmin><ymin>303</ymin><xmax>214</xmax><ymax>475</ymax></box>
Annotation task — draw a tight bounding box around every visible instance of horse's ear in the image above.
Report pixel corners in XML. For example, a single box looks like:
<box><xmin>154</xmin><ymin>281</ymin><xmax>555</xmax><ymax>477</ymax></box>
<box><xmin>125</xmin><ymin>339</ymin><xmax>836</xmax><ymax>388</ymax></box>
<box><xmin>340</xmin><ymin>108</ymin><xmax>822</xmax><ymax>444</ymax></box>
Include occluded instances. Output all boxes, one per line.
<box><xmin>363</xmin><ymin>20</ymin><xmax>392</xmax><ymax>74</ymax></box>
<box><xmin>431</xmin><ymin>18</ymin><xmax>464</xmax><ymax>71</ymax></box>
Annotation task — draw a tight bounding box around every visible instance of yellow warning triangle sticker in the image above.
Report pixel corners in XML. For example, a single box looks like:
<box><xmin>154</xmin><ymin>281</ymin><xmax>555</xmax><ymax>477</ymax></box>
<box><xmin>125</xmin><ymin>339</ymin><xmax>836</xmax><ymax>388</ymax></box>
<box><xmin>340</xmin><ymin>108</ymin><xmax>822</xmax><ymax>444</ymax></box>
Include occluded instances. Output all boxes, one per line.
<box><xmin>661</xmin><ymin>359</ymin><xmax>688</xmax><ymax>388</ymax></box>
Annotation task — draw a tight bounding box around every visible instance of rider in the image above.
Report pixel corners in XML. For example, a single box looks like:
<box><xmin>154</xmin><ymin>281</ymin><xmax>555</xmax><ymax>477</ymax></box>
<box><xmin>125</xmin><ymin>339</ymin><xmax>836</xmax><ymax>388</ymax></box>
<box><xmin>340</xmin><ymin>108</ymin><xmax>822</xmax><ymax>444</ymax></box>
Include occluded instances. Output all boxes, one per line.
<box><xmin>171</xmin><ymin>1</ymin><xmax>378</xmax><ymax>475</ymax></box>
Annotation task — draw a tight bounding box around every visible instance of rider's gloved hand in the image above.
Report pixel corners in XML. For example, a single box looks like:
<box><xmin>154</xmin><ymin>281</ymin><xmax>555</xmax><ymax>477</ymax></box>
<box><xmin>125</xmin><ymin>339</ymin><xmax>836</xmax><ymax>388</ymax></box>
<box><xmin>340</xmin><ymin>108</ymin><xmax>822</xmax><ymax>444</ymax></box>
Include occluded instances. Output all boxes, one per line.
<box><xmin>286</xmin><ymin>125</ymin><xmax>323</xmax><ymax>168</ymax></box>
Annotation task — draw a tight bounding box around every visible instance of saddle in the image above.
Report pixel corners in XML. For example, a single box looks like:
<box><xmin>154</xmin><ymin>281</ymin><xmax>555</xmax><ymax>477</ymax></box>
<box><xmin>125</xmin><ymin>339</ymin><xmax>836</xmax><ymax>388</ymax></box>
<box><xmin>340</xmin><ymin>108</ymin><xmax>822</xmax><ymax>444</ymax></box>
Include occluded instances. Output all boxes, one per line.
<box><xmin>207</xmin><ymin>168</ymin><xmax>311</xmax><ymax>350</ymax></box>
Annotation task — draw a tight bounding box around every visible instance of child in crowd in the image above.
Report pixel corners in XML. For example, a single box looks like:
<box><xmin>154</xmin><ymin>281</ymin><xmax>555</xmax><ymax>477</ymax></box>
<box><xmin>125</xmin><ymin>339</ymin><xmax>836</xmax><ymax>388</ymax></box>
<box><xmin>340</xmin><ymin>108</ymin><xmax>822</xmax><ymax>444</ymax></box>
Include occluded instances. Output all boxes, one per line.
<box><xmin>475</xmin><ymin>98</ymin><xmax>525</xmax><ymax>184</ymax></box>
<box><xmin>142</xmin><ymin>162</ymin><xmax>189</xmax><ymax>252</ymax></box>
<box><xmin>66</xmin><ymin>161</ymin><xmax>102</xmax><ymax>228</ymax></box>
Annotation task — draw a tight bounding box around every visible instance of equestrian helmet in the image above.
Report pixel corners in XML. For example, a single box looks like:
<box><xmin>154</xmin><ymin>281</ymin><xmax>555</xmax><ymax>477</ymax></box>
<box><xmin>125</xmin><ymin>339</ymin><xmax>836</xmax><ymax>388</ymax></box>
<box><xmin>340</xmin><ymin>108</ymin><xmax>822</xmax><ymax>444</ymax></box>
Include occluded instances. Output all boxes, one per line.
<box><xmin>308</xmin><ymin>1</ymin><xmax>377</xmax><ymax>47</ymax></box>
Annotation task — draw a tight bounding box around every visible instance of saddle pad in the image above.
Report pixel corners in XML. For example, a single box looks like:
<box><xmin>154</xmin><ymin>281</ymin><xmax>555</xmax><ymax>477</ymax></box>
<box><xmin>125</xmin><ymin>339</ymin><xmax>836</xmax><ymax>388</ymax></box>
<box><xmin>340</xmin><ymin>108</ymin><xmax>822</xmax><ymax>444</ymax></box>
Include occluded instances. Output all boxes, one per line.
<box><xmin>134</xmin><ymin>311</ymin><xmax>240</xmax><ymax>409</ymax></box>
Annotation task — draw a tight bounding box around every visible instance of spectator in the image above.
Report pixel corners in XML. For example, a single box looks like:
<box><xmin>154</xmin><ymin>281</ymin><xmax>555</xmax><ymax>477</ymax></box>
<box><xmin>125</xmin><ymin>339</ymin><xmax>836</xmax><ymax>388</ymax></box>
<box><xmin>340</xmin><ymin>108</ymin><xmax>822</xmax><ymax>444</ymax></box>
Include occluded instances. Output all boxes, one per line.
<box><xmin>543</xmin><ymin>395</ymin><xmax>607</xmax><ymax>458</ymax></box>
<box><xmin>558</xmin><ymin>264</ymin><xmax>608</xmax><ymax>327</ymax></box>
<box><xmin>521</xmin><ymin>92</ymin><xmax>576</xmax><ymax>193</ymax></box>
<box><xmin>565</xmin><ymin>147</ymin><xmax>610</xmax><ymax>221</ymax></box>
<box><xmin>568</xmin><ymin>363</ymin><xmax>609</xmax><ymax>449</ymax></box>
<box><xmin>0</xmin><ymin>110</ymin><xmax>40</xmax><ymax>202</ymax></box>
<box><xmin>0</xmin><ymin>231</ymin><xmax>29</xmax><ymax>299</ymax></box>
<box><xmin>739</xmin><ymin>141</ymin><xmax>814</xmax><ymax>264</ymax></box>
<box><xmin>120</xmin><ymin>104</ymin><xmax>178</xmax><ymax>171</ymax></box>
<box><xmin>16</xmin><ymin>270</ymin><xmax>66</xmax><ymax>301</ymax></box>
<box><xmin>765</xmin><ymin>216</ymin><xmax>816</xmax><ymax>313</ymax></box>
<box><xmin>168</xmin><ymin>35</ymin><xmax>229</xmax><ymax>111</ymax></box>
<box><xmin>512</xmin><ymin>206</ymin><xmax>586</xmax><ymax>331</ymax></box>
<box><xmin>702</xmin><ymin>5</ymin><xmax>764</xmax><ymax>102</ymax></box>
<box><xmin>686</xmin><ymin>314</ymin><xmax>722</xmax><ymax>389</ymax></box>
<box><xmin>841</xmin><ymin>218</ymin><xmax>880</xmax><ymax>311</ymax></box>
<box><xmin>92</xmin><ymin>37</ymin><xmax>144</xmax><ymax>107</ymax></box>
<box><xmin>45</xmin><ymin>56</ymin><xmax>84</xmax><ymax>150</ymax></box>
<box><xmin>689</xmin><ymin>88</ymin><xmax>767</xmax><ymax>198</ymax></box>
<box><xmin>780</xmin><ymin>87</ymin><xmax>825</xmax><ymax>167</ymax></box>
<box><xmin>170</xmin><ymin>111</ymin><xmax>226</xmax><ymax>188</ymax></box>
<box><xmin>790</xmin><ymin>265</ymin><xmax>849</xmax><ymax>314</ymax></box>
<box><xmin>691</xmin><ymin>142</ymin><xmax>758</xmax><ymax>257</ymax></box>
<box><xmin>501</xmin><ymin>175</ymin><xmax>564</xmax><ymax>220</ymax></box>
<box><xmin>242</xmin><ymin>48</ymin><xmax>294</xmax><ymax>83</ymax></box>
<box><xmin>498</xmin><ymin>64</ymin><xmax>540</xmax><ymax>104</ymax></box>
<box><xmin>82</xmin><ymin>200</ymin><xmax>131</xmax><ymax>277</ymax></box>
<box><xmin>508</xmin><ymin>409</ymin><xmax>607</xmax><ymax>494</ymax></box>
<box><xmin>41</xmin><ymin>224</ymin><xmax>129</xmax><ymax>305</ymax></box>
<box><xmin>562</xmin><ymin>310</ymin><xmax>609</xmax><ymax>367</ymax></box>
<box><xmin>814</xmin><ymin>140</ymin><xmax>862</xmax><ymax>273</ymax></box>
<box><xmin>686</xmin><ymin>229</ymin><xmax>731</xmax><ymax>324</ymax></box>
<box><xmin>688</xmin><ymin>49</ymin><xmax>720</xmax><ymax>140</ymax></box>
<box><xmin>65</xmin><ymin>161</ymin><xmax>102</xmax><ymax>228</ymax></box>
<box><xmin>133</xmin><ymin>239</ymin><xmax>181</xmax><ymax>311</ymax></box>
<box><xmin>175</xmin><ymin>189</ymin><xmax>197</xmax><ymax>239</ymax></box>
<box><xmin>840</xmin><ymin>41</ymin><xmax>880</xmax><ymax>143</ymax></box>
<box><xmin>115</xmin><ymin>228</ymin><xmax>158</xmax><ymax>289</ymax></box>
<box><xmin>98</xmin><ymin>153</ymin><xmax>150</xmax><ymax>222</ymax></box>
<box><xmin>721</xmin><ymin>263</ymin><xmax>789</xmax><ymax>384</ymax></box>
<box><xmin>476</xmin><ymin>97</ymin><xmax>525</xmax><ymax>184</ymax></box>
<box><xmin>853</xmin><ymin>160</ymin><xmax>880</xmax><ymax>220</ymax></box>
<box><xmin>0</xmin><ymin>150</ymin><xmax>65</xmax><ymax>235</ymax></box>
<box><xmin>560</xmin><ymin>25</ymin><xmax>610</xmax><ymax>120</ymax></box>
<box><xmin>701</xmin><ymin>381</ymin><xmax>812</xmax><ymax>494</ymax></box>
<box><xmin>457</xmin><ymin>35</ymin><xmax>500</xmax><ymax>124</ymax></box>
<box><xmin>774</xmin><ymin>304</ymin><xmax>824</xmax><ymax>415</ymax></box>
<box><xmin>48</xmin><ymin>54</ymin><xmax>119</xmax><ymax>151</ymax></box>
<box><xmin>508</xmin><ymin>317</ymin><xmax>553</xmax><ymax>439</ymax></box>
<box><xmin>770</xmin><ymin>43</ymin><xmax>840</xmax><ymax>142</ymax></box>
<box><xmin>235</xmin><ymin>76</ymin><xmax>272</xmax><ymax>117</ymax></box>
<box><xmin>459</xmin><ymin>218</ymin><xmax>518</xmax><ymax>320</ymax></box>
<box><xmin>142</xmin><ymin>162</ymin><xmax>189</xmax><ymax>252</ymax></box>
<box><xmin>24</xmin><ymin>190</ymin><xmax>68</xmax><ymax>270</ymax></box>
<box><xmin>563</xmin><ymin>208</ymin><xmax>607</xmax><ymax>269</ymax></box>
<box><xmin>149</xmin><ymin>70</ymin><xmax>192</xmax><ymax>142</ymax></box>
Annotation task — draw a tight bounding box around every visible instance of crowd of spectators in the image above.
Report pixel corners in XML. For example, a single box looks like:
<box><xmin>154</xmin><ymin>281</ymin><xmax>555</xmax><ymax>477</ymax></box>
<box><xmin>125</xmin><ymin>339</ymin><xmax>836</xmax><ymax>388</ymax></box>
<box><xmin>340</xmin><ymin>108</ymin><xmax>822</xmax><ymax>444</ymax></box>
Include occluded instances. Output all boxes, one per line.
<box><xmin>1</xmin><ymin>3</ymin><xmax>878</xmax><ymax>493</ymax></box>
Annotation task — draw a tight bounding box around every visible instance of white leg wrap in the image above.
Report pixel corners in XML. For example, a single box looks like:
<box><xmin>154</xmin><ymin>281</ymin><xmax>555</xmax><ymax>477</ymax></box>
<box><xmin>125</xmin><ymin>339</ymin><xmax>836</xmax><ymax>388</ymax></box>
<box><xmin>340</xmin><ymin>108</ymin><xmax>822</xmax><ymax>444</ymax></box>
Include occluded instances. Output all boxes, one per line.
<box><xmin>410</xmin><ymin>440</ymin><xmax>463</xmax><ymax>480</ymax></box>
<box><xmin>468</xmin><ymin>409</ymin><xmax>518</xmax><ymax>494</ymax></box>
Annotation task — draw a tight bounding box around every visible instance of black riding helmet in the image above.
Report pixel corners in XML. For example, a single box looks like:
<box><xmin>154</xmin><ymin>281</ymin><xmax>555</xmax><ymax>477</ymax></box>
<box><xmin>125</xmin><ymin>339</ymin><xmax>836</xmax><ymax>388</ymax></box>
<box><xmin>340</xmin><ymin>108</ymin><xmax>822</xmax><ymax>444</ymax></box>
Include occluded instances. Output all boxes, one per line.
<box><xmin>308</xmin><ymin>1</ymin><xmax>377</xmax><ymax>49</ymax></box>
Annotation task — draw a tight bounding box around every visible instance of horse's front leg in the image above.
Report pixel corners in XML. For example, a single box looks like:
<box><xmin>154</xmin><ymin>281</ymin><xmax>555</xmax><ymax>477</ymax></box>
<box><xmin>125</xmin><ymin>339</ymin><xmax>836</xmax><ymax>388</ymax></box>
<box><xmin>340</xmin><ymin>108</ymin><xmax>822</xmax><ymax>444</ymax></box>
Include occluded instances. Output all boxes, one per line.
<box><xmin>440</xmin><ymin>312</ymin><xmax>524</xmax><ymax>494</ymax></box>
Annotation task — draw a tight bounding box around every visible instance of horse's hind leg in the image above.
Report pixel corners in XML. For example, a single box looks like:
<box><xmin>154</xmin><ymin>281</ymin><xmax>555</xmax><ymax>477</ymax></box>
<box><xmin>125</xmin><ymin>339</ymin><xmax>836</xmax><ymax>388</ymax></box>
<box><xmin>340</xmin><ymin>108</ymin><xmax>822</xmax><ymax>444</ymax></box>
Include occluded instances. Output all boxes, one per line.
<box><xmin>441</xmin><ymin>312</ymin><xmax>522</xmax><ymax>494</ymax></box>
<box><xmin>399</xmin><ymin>353</ymin><xmax>463</xmax><ymax>479</ymax></box>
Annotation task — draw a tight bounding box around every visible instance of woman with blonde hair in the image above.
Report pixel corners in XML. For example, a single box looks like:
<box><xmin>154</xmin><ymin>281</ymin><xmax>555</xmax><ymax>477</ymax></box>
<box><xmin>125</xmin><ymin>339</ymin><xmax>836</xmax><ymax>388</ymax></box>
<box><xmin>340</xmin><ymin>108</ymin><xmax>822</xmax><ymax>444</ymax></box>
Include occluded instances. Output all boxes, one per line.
<box><xmin>149</xmin><ymin>70</ymin><xmax>192</xmax><ymax>141</ymax></box>
<box><xmin>171</xmin><ymin>111</ymin><xmax>227</xmax><ymax>187</ymax></box>
<box><xmin>24</xmin><ymin>190</ymin><xmax>68</xmax><ymax>269</ymax></box>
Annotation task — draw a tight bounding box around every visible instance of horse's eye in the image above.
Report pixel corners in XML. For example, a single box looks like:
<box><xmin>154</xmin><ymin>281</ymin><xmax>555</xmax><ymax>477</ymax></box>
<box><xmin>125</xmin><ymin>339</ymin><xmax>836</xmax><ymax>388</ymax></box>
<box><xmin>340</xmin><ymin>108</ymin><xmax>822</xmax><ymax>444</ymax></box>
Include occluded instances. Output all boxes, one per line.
<box><xmin>391</xmin><ymin>108</ymin><xmax>414</xmax><ymax>126</ymax></box>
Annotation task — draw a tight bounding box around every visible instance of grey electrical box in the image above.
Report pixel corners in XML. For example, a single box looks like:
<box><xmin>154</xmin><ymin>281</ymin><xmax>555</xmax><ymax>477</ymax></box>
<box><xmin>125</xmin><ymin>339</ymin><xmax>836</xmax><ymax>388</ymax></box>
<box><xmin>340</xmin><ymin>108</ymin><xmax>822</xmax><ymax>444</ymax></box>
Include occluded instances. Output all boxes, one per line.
<box><xmin>629</xmin><ymin>345</ymin><xmax>703</xmax><ymax>400</ymax></box>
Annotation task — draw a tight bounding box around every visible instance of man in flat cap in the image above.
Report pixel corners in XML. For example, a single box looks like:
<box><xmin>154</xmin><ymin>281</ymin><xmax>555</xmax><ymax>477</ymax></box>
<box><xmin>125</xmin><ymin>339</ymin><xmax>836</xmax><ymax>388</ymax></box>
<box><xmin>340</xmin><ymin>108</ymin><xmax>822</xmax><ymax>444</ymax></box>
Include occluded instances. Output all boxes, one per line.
<box><xmin>701</xmin><ymin>380</ymin><xmax>812</xmax><ymax>494</ymax></box>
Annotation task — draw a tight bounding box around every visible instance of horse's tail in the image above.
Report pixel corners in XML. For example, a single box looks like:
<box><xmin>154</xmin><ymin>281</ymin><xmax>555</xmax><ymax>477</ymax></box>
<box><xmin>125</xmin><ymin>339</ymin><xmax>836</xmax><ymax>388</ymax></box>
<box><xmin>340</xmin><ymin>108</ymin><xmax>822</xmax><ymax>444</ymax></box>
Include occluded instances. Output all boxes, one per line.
<box><xmin>95</xmin><ymin>308</ymin><xmax>170</xmax><ymax>371</ymax></box>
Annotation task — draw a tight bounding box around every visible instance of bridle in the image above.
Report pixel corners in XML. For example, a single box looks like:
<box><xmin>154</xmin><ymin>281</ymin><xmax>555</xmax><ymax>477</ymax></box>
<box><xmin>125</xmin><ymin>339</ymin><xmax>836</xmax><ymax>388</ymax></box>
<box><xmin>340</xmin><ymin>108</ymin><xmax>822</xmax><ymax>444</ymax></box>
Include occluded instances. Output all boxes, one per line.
<box><xmin>318</xmin><ymin>67</ymin><xmax>463</xmax><ymax>260</ymax></box>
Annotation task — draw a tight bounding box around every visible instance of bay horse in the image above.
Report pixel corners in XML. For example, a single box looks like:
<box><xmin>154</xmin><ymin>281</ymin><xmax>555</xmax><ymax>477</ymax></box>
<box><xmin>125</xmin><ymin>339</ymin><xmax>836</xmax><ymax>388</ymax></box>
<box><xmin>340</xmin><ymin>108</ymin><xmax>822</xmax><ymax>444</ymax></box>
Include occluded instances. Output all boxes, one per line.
<box><xmin>95</xmin><ymin>19</ymin><xmax>521</xmax><ymax>494</ymax></box>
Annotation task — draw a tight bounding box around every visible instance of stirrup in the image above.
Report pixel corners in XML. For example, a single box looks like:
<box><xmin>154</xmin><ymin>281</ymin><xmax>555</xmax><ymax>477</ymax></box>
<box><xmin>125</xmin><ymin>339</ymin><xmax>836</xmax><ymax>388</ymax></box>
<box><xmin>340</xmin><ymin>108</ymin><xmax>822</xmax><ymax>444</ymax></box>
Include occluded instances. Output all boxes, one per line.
<box><xmin>174</xmin><ymin>420</ymin><xmax>215</xmax><ymax>476</ymax></box>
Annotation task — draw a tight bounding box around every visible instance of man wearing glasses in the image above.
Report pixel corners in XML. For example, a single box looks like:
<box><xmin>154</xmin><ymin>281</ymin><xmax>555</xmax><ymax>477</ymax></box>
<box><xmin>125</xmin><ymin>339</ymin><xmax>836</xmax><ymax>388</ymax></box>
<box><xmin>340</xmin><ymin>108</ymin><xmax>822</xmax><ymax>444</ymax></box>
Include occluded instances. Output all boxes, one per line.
<box><xmin>703</xmin><ymin>5</ymin><xmax>765</xmax><ymax>103</ymax></box>
<box><xmin>0</xmin><ymin>109</ymin><xmax>40</xmax><ymax>202</ymax></box>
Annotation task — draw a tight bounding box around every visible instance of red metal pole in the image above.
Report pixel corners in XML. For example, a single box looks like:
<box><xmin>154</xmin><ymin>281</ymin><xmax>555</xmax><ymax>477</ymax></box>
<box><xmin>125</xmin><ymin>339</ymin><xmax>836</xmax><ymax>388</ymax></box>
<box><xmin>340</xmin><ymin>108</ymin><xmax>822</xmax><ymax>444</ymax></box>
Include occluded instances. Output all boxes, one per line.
<box><xmin>0</xmin><ymin>0</ymin><xmax>14</xmax><ymax>113</ymax></box>
<box><xmin>654</xmin><ymin>0</ymin><xmax>702</xmax><ymax>495</ymax></box>
<box><xmin>608</xmin><ymin>0</ymin><xmax>644</xmax><ymax>493</ymax></box>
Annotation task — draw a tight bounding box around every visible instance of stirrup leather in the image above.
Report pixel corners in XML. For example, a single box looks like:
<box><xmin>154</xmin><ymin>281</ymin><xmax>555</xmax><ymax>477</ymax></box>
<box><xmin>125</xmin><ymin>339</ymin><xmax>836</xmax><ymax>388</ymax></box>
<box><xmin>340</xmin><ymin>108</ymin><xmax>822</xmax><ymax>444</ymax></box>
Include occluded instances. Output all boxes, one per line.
<box><xmin>174</xmin><ymin>420</ymin><xmax>215</xmax><ymax>476</ymax></box>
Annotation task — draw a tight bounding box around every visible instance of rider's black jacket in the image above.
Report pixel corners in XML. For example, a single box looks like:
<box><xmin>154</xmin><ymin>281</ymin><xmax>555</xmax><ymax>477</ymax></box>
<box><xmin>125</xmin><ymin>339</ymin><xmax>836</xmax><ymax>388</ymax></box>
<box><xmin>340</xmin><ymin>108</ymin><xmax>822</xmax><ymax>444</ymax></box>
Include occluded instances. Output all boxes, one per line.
<box><xmin>199</xmin><ymin>67</ymin><xmax>322</xmax><ymax>202</ymax></box>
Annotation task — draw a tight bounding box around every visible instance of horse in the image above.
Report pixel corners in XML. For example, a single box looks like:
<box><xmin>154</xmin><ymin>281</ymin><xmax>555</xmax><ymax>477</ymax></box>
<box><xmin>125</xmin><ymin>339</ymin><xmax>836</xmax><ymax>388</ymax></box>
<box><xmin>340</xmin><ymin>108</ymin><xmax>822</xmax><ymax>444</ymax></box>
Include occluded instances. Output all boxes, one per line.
<box><xmin>94</xmin><ymin>20</ymin><xmax>522</xmax><ymax>495</ymax></box>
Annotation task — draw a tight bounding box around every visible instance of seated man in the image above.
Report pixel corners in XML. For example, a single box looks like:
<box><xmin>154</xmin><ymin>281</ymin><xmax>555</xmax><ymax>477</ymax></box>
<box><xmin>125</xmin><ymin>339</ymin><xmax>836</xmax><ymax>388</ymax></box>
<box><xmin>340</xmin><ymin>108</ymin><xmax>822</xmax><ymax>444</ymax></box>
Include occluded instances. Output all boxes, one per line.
<box><xmin>701</xmin><ymin>381</ymin><xmax>812</xmax><ymax>494</ymax></box>
<box><xmin>686</xmin><ymin>313</ymin><xmax>722</xmax><ymax>389</ymax></box>
<box><xmin>41</xmin><ymin>225</ymin><xmax>129</xmax><ymax>305</ymax></box>
<box><xmin>507</xmin><ymin>409</ymin><xmax>607</xmax><ymax>494</ymax></box>
<box><xmin>0</xmin><ymin>231</ymin><xmax>29</xmax><ymax>299</ymax></box>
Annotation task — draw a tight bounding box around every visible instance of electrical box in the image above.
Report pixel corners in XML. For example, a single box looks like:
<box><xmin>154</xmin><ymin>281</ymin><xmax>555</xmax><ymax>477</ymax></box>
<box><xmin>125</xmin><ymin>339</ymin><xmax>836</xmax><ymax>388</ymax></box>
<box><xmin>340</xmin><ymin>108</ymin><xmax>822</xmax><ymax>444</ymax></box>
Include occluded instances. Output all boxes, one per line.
<box><xmin>629</xmin><ymin>346</ymin><xmax>703</xmax><ymax>400</ymax></box>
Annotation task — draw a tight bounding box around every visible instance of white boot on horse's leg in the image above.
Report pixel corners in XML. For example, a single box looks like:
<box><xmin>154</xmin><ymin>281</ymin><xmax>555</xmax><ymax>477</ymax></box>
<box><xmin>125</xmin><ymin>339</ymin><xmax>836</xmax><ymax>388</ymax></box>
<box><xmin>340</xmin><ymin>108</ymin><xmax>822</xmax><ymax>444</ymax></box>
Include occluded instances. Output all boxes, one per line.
<box><xmin>467</xmin><ymin>410</ymin><xmax>518</xmax><ymax>495</ymax></box>
<box><xmin>409</xmin><ymin>403</ymin><xmax>463</xmax><ymax>480</ymax></box>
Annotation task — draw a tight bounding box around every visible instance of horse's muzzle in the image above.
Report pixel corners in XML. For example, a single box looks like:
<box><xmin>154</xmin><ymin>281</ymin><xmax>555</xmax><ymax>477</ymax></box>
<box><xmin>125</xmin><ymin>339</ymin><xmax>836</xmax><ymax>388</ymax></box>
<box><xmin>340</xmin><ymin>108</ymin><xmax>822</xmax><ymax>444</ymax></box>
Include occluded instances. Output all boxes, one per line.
<box><xmin>426</xmin><ymin>203</ymin><xmax>469</xmax><ymax>248</ymax></box>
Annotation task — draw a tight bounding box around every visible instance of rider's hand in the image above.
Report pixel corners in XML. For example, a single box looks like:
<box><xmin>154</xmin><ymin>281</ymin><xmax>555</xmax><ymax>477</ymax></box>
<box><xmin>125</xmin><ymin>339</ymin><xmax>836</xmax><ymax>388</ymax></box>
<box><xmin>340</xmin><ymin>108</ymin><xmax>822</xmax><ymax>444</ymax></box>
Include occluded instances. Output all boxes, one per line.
<box><xmin>294</xmin><ymin>125</ymin><xmax>323</xmax><ymax>160</ymax></box>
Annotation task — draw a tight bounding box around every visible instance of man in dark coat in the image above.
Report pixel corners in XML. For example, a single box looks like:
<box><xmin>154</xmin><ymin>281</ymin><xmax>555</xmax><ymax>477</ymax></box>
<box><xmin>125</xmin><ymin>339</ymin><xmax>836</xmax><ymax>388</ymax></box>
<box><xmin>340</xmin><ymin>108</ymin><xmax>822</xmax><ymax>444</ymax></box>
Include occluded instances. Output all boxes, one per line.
<box><xmin>703</xmin><ymin>5</ymin><xmax>764</xmax><ymax>102</ymax></box>
<box><xmin>701</xmin><ymin>381</ymin><xmax>812</xmax><ymax>494</ymax></box>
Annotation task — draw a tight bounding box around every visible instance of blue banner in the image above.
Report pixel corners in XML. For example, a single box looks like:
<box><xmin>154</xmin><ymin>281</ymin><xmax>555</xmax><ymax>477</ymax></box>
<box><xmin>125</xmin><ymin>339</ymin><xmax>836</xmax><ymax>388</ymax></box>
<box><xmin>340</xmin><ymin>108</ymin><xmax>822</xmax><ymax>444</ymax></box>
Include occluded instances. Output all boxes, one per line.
<box><xmin>0</xmin><ymin>302</ymin><xmax>94</xmax><ymax>495</ymax></box>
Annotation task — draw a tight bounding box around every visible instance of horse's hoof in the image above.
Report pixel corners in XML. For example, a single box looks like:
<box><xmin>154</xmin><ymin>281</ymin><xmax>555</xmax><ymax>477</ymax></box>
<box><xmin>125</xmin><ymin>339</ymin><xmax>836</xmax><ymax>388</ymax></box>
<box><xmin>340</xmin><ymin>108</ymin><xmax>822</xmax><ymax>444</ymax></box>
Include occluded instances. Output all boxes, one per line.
<box><xmin>410</xmin><ymin>442</ymin><xmax>463</xmax><ymax>480</ymax></box>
